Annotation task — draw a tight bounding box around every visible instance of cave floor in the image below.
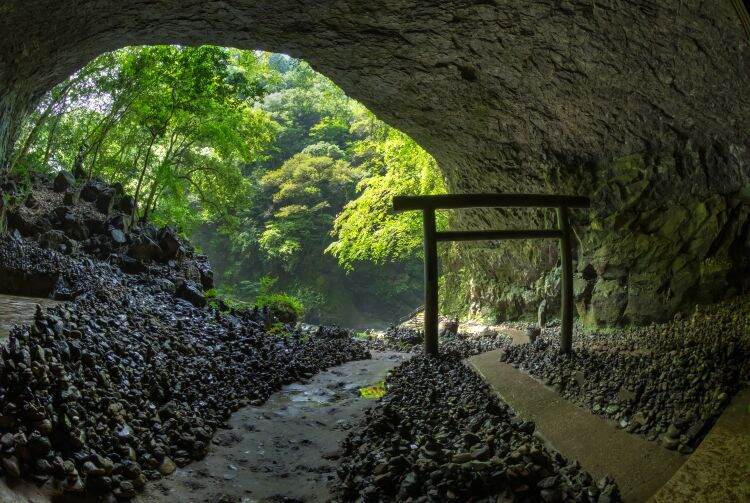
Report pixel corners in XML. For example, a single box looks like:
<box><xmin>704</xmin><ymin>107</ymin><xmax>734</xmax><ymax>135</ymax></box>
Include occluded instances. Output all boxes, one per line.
<box><xmin>133</xmin><ymin>351</ymin><xmax>410</xmax><ymax>503</ymax></box>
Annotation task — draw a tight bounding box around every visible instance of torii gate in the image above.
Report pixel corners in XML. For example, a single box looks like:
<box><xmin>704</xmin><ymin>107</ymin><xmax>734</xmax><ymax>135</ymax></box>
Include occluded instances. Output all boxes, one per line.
<box><xmin>393</xmin><ymin>193</ymin><xmax>590</xmax><ymax>356</ymax></box>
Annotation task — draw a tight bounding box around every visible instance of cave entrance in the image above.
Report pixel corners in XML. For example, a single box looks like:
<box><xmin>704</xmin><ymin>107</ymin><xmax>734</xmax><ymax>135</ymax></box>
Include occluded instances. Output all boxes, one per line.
<box><xmin>5</xmin><ymin>46</ymin><xmax>437</xmax><ymax>328</ymax></box>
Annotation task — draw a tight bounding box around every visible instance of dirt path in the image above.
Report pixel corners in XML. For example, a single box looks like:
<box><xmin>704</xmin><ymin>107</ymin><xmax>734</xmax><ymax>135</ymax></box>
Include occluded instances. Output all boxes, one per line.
<box><xmin>135</xmin><ymin>351</ymin><xmax>409</xmax><ymax>503</ymax></box>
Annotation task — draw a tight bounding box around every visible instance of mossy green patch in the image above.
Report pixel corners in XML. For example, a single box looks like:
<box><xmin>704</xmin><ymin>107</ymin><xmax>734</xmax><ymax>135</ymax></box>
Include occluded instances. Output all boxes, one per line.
<box><xmin>359</xmin><ymin>381</ymin><xmax>386</xmax><ymax>400</ymax></box>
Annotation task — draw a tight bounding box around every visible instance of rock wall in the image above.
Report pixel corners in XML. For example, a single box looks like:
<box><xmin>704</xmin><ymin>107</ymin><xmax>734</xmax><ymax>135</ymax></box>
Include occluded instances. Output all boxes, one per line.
<box><xmin>1</xmin><ymin>1</ymin><xmax>749</xmax><ymax>324</ymax></box>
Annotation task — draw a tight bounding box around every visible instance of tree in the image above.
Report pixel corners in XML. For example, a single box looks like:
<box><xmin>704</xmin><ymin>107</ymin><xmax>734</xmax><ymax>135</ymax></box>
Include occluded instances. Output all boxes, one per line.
<box><xmin>327</xmin><ymin>107</ymin><xmax>446</xmax><ymax>270</ymax></box>
<box><xmin>16</xmin><ymin>45</ymin><xmax>278</xmax><ymax>232</ymax></box>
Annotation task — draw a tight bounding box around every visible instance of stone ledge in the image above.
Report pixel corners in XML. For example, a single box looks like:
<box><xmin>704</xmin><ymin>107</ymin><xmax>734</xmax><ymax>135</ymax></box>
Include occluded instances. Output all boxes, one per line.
<box><xmin>466</xmin><ymin>349</ymin><xmax>686</xmax><ymax>502</ymax></box>
<box><xmin>650</xmin><ymin>387</ymin><xmax>750</xmax><ymax>503</ymax></box>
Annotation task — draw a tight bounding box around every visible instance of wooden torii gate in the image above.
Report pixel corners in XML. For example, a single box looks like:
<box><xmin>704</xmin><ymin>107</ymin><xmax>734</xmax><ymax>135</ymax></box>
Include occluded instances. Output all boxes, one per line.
<box><xmin>392</xmin><ymin>193</ymin><xmax>590</xmax><ymax>356</ymax></box>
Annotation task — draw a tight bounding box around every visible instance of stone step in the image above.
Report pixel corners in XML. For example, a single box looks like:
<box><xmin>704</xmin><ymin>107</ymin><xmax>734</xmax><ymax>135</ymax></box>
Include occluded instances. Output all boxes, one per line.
<box><xmin>466</xmin><ymin>349</ymin><xmax>686</xmax><ymax>502</ymax></box>
<box><xmin>650</xmin><ymin>387</ymin><xmax>750</xmax><ymax>502</ymax></box>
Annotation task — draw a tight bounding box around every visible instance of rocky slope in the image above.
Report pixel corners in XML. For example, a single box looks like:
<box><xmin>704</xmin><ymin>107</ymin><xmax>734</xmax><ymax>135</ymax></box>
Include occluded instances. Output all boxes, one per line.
<box><xmin>0</xmin><ymin>172</ymin><xmax>370</xmax><ymax>501</ymax></box>
<box><xmin>2</xmin><ymin>170</ymin><xmax>212</xmax><ymax>301</ymax></box>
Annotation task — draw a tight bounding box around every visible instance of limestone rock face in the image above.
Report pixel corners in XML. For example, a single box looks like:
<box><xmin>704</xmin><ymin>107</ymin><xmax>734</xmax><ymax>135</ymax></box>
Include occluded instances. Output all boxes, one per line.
<box><xmin>0</xmin><ymin>1</ymin><xmax>749</xmax><ymax>324</ymax></box>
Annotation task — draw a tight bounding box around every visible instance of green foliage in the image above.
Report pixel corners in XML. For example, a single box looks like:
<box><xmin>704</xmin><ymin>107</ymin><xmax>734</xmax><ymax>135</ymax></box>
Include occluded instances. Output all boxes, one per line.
<box><xmin>359</xmin><ymin>381</ymin><xmax>387</xmax><ymax>399</ymax></box>
<box><xmin>14</xmin><ymin>45</ymin><xmax>277</xmax><ymax>233</ymax></box>
<box><xmin>17</xmin><ymin>48</ymin><xmax>440</xmax><ymax>327</ymax></box>
<box><xmin>194</xmin><ymin>56</ymin><xmax>435</xmax><ymax>326</ymax></box>
<box><xmin>326</xmin><ymin>115</ymin><xmax>447</xmax><ymax>270</ymax></box>
<box><xmin>254</xmin><ymin>294</ymin><xmax>304</xmax><ymax>324</ymax></box>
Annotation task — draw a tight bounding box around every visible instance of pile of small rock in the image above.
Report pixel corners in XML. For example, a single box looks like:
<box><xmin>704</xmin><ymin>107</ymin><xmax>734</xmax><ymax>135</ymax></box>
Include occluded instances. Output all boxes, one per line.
<box><xmin>0</xmin><ymin>172</ymin><xmax>372</xmax><ymax>500</ymax></box>
<box><xmin>334</xmin><ymin>355</ymin><xmax>620</xmax><ymax>502</ymax></box>
<box><xmin>367</xmin><ymin>324</ymin><xmax>511</xmax><ymax>359</ymax></box>
<box><xmin>0</xmin><ymin>280</ymin><xmax>369</xmax><ymax>500</ymax></box>
<box><xmin>502</xmin><ymin>297</ymin><xmax>750</xmax><ymax>453</ymax></box>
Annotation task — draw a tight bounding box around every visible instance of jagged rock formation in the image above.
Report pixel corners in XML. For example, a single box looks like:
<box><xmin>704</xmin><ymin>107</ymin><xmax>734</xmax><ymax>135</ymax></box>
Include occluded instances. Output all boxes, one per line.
<box><xmin>1</xmin><ymin>1</ymin><xmax>749</xmax><ymax>324</ymax></box>
<box><xmin>0</xmin><ymin>171</ymin><xmax>212</xmax><ymax>300</ymax></box>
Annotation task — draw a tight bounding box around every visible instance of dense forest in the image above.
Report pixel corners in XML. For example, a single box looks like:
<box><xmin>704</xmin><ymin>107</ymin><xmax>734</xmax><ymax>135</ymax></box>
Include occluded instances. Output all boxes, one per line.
<box><xmin>9</xmin><ymin>46</ymin><xmax>447</xmax><ymax>327</ymax></box>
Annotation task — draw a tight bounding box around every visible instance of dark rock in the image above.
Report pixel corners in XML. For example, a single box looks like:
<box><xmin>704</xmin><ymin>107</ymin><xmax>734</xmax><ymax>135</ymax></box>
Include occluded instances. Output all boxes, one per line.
<box><xmin>118</xmin><ymin>195</ymin><xmax>135</xmax><ymax>215</ymax></box>
<box><xmin>107</xmin><ymin>214</ymin><xmax>130</xmax><ymax>233</ymax></box>
<box><xmin>64</xmin><ymin>218</ymin><xmax>89</xmax><ymax>241</ymax></box>
<box><xmin>119</xmin><ymin>256</ymin><xmax>148</xmax><ymax>274</ymax></box>
<box><xmin>176</xmin><ymin>281</ymin><xmax>207</xmax><ymax>308</ymax></box>
<box><xmin>333</xmin><ymin>356</ymin><xmax>619</xmax><ymax>502</ymax></box>
<box><xmin>63</xmin><ymin>189</ymin><xmax>80</xmax><ymax>205</ymax></box>
<box><xmin>85</xmin><ymin>218</ymin><xmax>107</xmax><ymax>236</ymax></box>
<box><xmin>80</xmin><ymin>181</ymin><xmax>108</xmax><ymax>203</ymax></box>
<box><xmin>96</xmin><ymin>189</ymin><xmax>116</xmax><ymax>215</ymax></box>
<box><xmin>158</xmin><ymin>226</ymin><xmax>180</xmax><ymax>260</ymax></box>
<box><xmin>7</xmin><ymin>208</ymin><xmax>45</xmax><ymax>236</ymax></box>
<box><xmin>39</xmin><ymin>230</ymin><xmax>75</xmax><ymax>254</ymax></box>
<box><xmin>128</xmin><ymin>237</ymin><xmax>161</xmax><ymax>262</ymax></box>
<box><xmin>53</xmin><ymin>171</ymin><xmax>76</xmax><ymax>192</ymax></box>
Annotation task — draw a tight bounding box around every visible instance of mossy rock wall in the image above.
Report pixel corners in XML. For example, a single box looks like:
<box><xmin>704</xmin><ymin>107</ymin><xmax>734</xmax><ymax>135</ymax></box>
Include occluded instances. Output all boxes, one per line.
<box><xmin>444</xmin><ymin>145</ymin><xmax>750</xmax><ymax>326</ymax></box>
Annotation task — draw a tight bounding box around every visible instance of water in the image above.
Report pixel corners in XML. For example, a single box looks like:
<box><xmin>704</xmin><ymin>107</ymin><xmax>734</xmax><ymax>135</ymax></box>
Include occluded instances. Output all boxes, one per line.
<box><xmin>0</xmin><ymin>293</ymin><xmax>61</xmax><ymax>339</ymax></box>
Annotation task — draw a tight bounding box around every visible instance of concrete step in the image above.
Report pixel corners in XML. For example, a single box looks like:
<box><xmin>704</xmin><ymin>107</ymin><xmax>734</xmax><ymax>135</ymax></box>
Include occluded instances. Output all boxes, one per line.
<box><xmin>466</xmin><ymin>349</ymin><xmax>686</xmax><ymax>502</ymax></box>
<box><xmin>650</xmin><ymin>387</ymin><xmax>750</xmax><ymax>502</ymax></box>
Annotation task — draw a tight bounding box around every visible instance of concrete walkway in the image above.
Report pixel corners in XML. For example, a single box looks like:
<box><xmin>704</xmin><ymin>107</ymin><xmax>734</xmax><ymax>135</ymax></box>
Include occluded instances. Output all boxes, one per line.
<box><xmin>650</xmin><ymin>387</ymin><xmax>750</xmax><ymax>502</ymax></box>
<box><xmin>467</xmin><ymin>350</ymin><xmax>686</xmax><ymax>503</ymax></box>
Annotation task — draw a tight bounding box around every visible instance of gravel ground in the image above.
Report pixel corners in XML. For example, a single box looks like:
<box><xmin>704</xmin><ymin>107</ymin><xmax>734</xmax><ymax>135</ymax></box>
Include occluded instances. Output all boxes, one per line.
<box><xmin>365</xmin><ymin>324</ymin><xmax>512</xmax><ymax>359</ymax></box>
<box><xmin>333</xmin><ymin>355</ymin><xmax>621</xmax><ymax>502</ymax></box>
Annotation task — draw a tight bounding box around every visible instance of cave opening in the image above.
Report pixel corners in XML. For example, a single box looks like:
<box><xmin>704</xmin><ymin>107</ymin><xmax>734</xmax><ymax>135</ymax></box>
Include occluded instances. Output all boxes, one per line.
<box><xmin>0</xmin><ymin>2</ymin><xmax>748</xmax><ymax>502</ymax></box>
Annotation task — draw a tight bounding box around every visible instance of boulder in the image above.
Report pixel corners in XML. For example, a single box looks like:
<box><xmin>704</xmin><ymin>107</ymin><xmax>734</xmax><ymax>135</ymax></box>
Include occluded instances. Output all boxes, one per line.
<box><xmin>7</xmin><ymin>208</ymin><xmax>47</xmax><ymax>237</ymax></box>
<box><xmin>63</xmin><ymin>189</ymin><xmax>80</xmax><ymax>205</ymax></box>
<box><xmin>39</xmin><ymin>229</ymin><xmax>76</xmax><ymax>254</ymax></box>
<box><xmin>96</xmin><ymin>189</ymin><xmax>116</xmax><ymax>215</ymax></box>
<box><xmin>199</xmin><ymin>267</ymin><xmax>214</xmax><ymax>291</ymax></box>
<box><xmin>107</xmin><ymin>214</ymin><xmax>131</xmax><ymax>233</ymax></box>
<box><xmin>109</xmin><ymin>229</ymin><xmax>127</xmax><ymax>245</ymax></box>
<box><xmin>588</xmin><ymin>279</ymin><xmax>627</xmax><ymax>325</ymax></box>
<box><xmin>84</xmin><ymin>218</ymin><xmax>107</xmax><ymax>236</ymax></box>
<box><xmin>158</xmin><ymin>226</ymin><xmax>180</xmax><ymax>260</ymax></box>
<box><xmin>118</xmin><ymin>195</ymin><xmax>135</xmax><ymax>214</ymax></box>
<box><xmin>176</xmin><ymin>281</ymin><xmax>206</xmax><ymax>308</ymax></box>
<box><xmin>127</xmin><ymin>237</ymin><xmax>161</xmax><ymax>262</ymax></box>
<box><xmin>80</xmin><ymin>181</ymin><xmax>107</xmax><ymax>203</ymax></box>
<box><xmin>119</xmin><ymin>256</ymin><xmax>148</xmax><ymax>274</ymax></box>
<box><xmin>53</xmin><ymin>171</ymin><xmax>76</xmax><ymax>192</ymax></box>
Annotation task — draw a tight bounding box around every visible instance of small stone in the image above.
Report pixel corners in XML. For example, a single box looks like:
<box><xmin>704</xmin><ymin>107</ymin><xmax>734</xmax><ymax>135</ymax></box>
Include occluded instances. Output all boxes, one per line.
<box><xmin>157</xmin><ymin>457</ymin><xmax>176</xmax><ymax>476</ymax></box>
<box><xmin>452</xmin><ymin>452</ymin><xmax>473</xmax><ymax>464</ymax></box>
<box><xmin>110</xmin><ymin>228</ymin><xmax>127</xmax><ymax>244</ymax></box>
<box><xmin>604</xmin><ymin>404</ymin><xmax>619</xmax><ymax>415</ymax></box>
<box><xmin>2</xmin><ymin>456</ymin><xmax>21</xmax><ymax>478</ymax></box>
